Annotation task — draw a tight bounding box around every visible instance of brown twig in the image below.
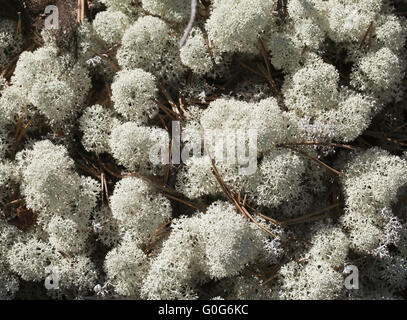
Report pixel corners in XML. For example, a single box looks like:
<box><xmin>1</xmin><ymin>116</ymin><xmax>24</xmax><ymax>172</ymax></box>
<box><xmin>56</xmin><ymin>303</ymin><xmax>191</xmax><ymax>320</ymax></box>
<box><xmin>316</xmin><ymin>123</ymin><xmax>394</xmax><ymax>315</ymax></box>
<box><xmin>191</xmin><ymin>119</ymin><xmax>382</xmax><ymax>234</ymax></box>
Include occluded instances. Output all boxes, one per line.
<box><xmin>280</xmin><ymin>203</ymin><xmax>340</xmax><ymax>227</ymax></box>
<box><xmin>198</xmin><ymin>25</ymin><xmax>216</xmax><ymax>65</ymax></box>
<box><xmin>356</xmin><ymin>136</ymin><xmax>372</xmax><ymax>148</ymax></box>
<box><xmin>75</xmin><ymin>161</ymin><xmax>101</xmax><ymax>180</ymax></box>
<box><xmin>154</xmin><ymin>99</ymin><xmax>178</xmax><ymax>120</ymax></box>
<box><xmin>239</xmin><ymin>61</ymin><xmax>265</xmax><ymax>78</ymax></box>
<box><xmin>5</xmin><ymin>198</ymin><xmax>25</xmax><ymax>207</ymax></box>
<box><xmin>77</xmin><ymin>0</ymin><xmax>85</xmax><ymax>23</ymax></box>
<box><xmin>159</xmin><ymin>84</ymin><xmax>181</xmax><ymax>118</ymax></box>
<box><xmin>242</xmin><ymin>202</ymin><xmax>283</xmax><ymax>227</ymax></box>
<box><xmin>88</xmin><ymin>48</ymin><xmax>120</xmax><ymax>71</ymax></box>
<box><xmin>205</xmin><ymin>145</ymin><xmax>277</xmax><ymax>238</ymax></box>
<box><xmin>122</xmin><ymin>170</ymin><xmax>205</xmax><ymax>210</ymax></box>
<box><xmin>258</xmin><ymin>38</ymin><xmax>277</xmax><ymax>91</ymax></box>
<box><xmin>178</xmin><ymin>95</ymin><xmax>191</xmax><ymax>118</ymax></box>
<box><xmin>98</xmin><ymin>161</ymin><xmax>124</xmax><ymax>179</ymax></box>
<box><xmin>14</xmin><ymin>12</ymin><xmax>22</xmax><ymax>39</ymax></box>
<box><xmin>163</xmin><ymin>193</ymin><xmax>202</xmax><ymax>211</ymax></box>
<box><xmin>390</xmin><ymin>122</ymin><xmax>407</xmax><ymax>133</ymax></box>
<box><xmin>359</xmin><ymin>21</ymin><xmax>374</xmax><ymax>49</ymax></box>
<box><xmin>164</xmin><ymin>139</ymin><xmax>173</xmax><ymax>185</ymax></box>
<box><xmin>283</xmin><ymin>145</ymin><xmax>346</xmax><ymax>177</ymax></box>
<box><xmin>278</xmin><ymin>141</ymin><xmax>361</xmax><ymax>151</ymax></box>
<box><xmin>10</xmin><ymin>118</ymin><xmax>32</xmax><ymax>160</ymax></box>
<box><xmin>364</xmin><ymin>130</ymin><xmax>407</xmax><ymax>148</ymax></box>
<box><xmin>101</xmin><ymin>171</ymin><xmax>110</xmax><ymax>207</ymax></box>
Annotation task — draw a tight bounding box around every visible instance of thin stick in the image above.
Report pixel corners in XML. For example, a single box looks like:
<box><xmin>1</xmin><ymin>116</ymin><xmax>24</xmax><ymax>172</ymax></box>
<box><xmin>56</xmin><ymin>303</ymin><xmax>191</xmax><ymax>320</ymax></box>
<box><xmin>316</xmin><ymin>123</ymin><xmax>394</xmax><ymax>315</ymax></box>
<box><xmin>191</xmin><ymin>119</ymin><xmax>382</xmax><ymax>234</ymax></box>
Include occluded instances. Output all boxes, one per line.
<box><xmin>14</xmin><ymin>12</ymin><xmax>22</xmax><ymax>39</ymax></box>
<box><xmin>100</xmin><ymin>172</ymin><xmax>105</xmax><ymax>204</ymax></box>
<box><xmin>359</xmin><ymin>21</ymin><xmax>374</xmax><ymax>49</ymax></box>
<box><xmin>75</xmin><ymin>162</ymin><xmax>101</xmax><ymax>180</ymax></box>
<box><xmin>368</xmin><ymin>22</ymin><xmax>375</xmax><ymax>48</ymax></box>
<box><xmin>5</xmin><ymin>198</ymin><xmax>25</xmax><ymax>207</ymax></box>
<box><xmin>164</xmin><ymin>193</ymin><xmax>202</xmax><ymax>211</ymax></box>
<box><xmin>278</xmin><ymin>141</ymin><xmax>360</xmax><ymax>151</ymax></box>
<box><xmin>159</xmin><ymin>84</ymin><xmax>180</xmax><ymax>117</ymax></box>
<box><xmin>164</xmin><ymin>139</ymin><xmax>173</xmax><ymax>185</ymax></box>
<box><xmin>179</xmin><ymin>0</ymin><xmax>198</xmax><ymax>47</ymax></box>
<box><xmin>239</xmin><ymin>61</ymin><xmax>265</xmax><ymax>78</ymax></box>
<box><xmin>258</xmin><ymin>39</ymin><xmax>271</xmax><ymax>80</ymax></box>
<box><xmin>256</xmin><ymin>212</ymin><xmax>284</xmax><ymax>227</ymax></box>
<box><xmin>242</xmin><ymin>194</ymin><xmax>247</xmax><ymax>207</ymax></box>
<box><xmin>99</xmin><ymin>162</ymin><xmax>123</xmax><ymax>179</ymax></box>
<box><xmin>238</xmin><ymin>200</ymin><xmax>283</xmax><ymax>227</ymax></box>
<box><xmin>88</xmin><ymin>48</ymin><xmax>120</xmax><ymax>71</ymax></box>
<box><xmin>258</xmin><ymin>38</ymin><xmax>277</xmax><ymax>90</ymax></box>
<box><xmin>13</xmin><ymin>115</ymin><xmax>24</xmax><ymax>143</ymax></box>
<box><xmin>157</xmin><ymin>113</ymin><xmax>169</xmax><ymax>131</ymax></box>
<box><xmin>364</xmin><ymin>131</ymin><xmax>407</xmax><ymax>147</ymax></box>
<box><xmin>204</xmin><ymin>31</ymin><xmax>216</xmax><ymax>65</ymax></box>
<box><xmin>241</xmin><ymin>206</ymin><xmax>277</xmax><ymax>238</ymax></box>
<box><xmin>390</xmin><ymin>122</ymin><xmax>407</xmax><ymax>133</ymax></box>
<box><xmin>357</xmin><ymin>136</ymin><xmax>372</xmax><ymax>148</ymax></box>
<box><xmin>154</xmin><ymin>99</ymin><xmax>178</xmax><ymax>120</ymax></box>
<box><xmin>178</xmin><ymin>95</ymin><xmax>191</xmax><ymax>118</ymax></box>
<box><xmin>205</xmin><ymin>144</ymin><xmax>277</xmax><ymax>238</ymax></box>
<box><xmin>154</xmin><ymin>220</ymin><xmax>173</xmax><ymax>234</ymax></box>
<box><xmin>257</xmin><ymin>63</ymin><xmax>276</xmax><ymax>91</ymax></box>
<box><xmin>280</xmin><ymin>203</ymin><xmax>340</xmax><ymax>226</ymax></box>
<box><xmin>238</xmin><ymin>262</ymin><xmax>284</xmax><ymax>297</ymax></box>
<box><xmin>102</xmin><ymin>173</ymin><xmax>110</xmax><ymax>206</ymax></box>
<box><xmin>284</xmin><ymin>145</ymin><xmax>346</xmax><ymax>177</ymax></box>
<box><xmin>78</xmin><ymin>0</ymin><xmax>85</xmax><ymax>23</ymax></box>
<box><xmin>11</xmin><ymin>119</ymin><xmax>31</xmax><ymax>160</ymax></box>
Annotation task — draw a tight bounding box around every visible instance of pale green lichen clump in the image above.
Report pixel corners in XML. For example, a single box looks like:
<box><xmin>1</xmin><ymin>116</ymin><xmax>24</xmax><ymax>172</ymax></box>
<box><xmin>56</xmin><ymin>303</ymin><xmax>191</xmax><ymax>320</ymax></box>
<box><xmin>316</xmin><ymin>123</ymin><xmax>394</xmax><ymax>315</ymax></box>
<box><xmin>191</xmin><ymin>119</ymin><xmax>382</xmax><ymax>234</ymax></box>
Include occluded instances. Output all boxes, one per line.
<box><xmin>0</xmin><ymin>0</ymin><xmax>407</xmax><ymax>300</ymax></box>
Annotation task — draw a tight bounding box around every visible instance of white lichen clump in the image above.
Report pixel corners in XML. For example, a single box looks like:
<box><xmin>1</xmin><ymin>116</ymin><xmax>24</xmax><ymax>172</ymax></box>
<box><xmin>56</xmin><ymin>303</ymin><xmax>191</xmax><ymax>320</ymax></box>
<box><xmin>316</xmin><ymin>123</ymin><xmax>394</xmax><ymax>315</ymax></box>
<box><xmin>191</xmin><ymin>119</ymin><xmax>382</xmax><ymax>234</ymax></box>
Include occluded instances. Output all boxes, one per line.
<box><xmin>111</xmin><ymin>69</ymin><xmax>158</xmax><ymax>123</ymax></box>
<box><xmin>109</xmin><ymin>122</ymin><xmax>168</xmax><ymax>173</ymax></box>
<box><xmin>180</xmin><ymin>28</ymin><xmax>214</xmax><ymax>76</ymax></box>
<box><xmin>0</xmin><ymin>0</ymin><xmax>406</xmax><ymax>300</ymax></box>
<box><xmin>0</xmin><ymin>19</ymin><xmax>22</xmax><ymax>70</ymax></box>
<box><xmin>141</xmin><ymin>0</ymin><xmax>191</xmax><ymax>23</ymax></box>
<box><xmin>104</xmin><ymin>239</ymin><xmax>149</xmax><ymax>297</ymax></box>
<box><xmin>341</xmin><ymin>148</ymin><xmax>407</xmax><ymax>253</ymax></box>
<box><xmin>246</xmin><ymin>149</ymin><xmax>306</xmax><ymax>207</ymax></box>
<box><xmin>16</xmin><ymin>140</ymin><xmax>99</xmax><ymax>223</ymax></box>
<box><xmin>141</xmin><ymin>201</ymin><xmax>268</xmax><ymax>299</ymax></box>
<box><xmin>351</xmin><ymin>47</ymin><xmax>405</xmax><ymax>103</ymax></box>
<box><xmin>199</xmin><ymin>97</ymin><xmax>291</xmax><ymax>152</ymax></box>
<box><xmin>117</xmin><ymin>16</ymin><xmax>185</xmax><ymax>83</ymax></box>
<box><xmin>205</xmin><ymin>0</ymin><xmax>275</xmax><ymax>54</ymax></box>
<box><xmin>79</xmin><ymin>104</ymin><xmax>119</xmax><ymax>155</ymax></box>
<box><xmin>0</xmin><ymin>221</ymin><xmax>24</xmax><ymax>299</ymax></box>
<box><xmin>93</xmin><ymin>10</ymin><xmax>130</xmax><ymax>46</ymax></box>
<box><xmin>11</xmin><ymin>47</ymin><xmax>91</xmax><ymax>122</ymax></box>
<box><xmin>273</xmin><ymin>224</ymin><xmax>350</xmax><ymax>300</ymax></box>
<box><xmin>110</xmin><ymin>177</ymin><xmax>172</xmax><ymax>244</ymax></box>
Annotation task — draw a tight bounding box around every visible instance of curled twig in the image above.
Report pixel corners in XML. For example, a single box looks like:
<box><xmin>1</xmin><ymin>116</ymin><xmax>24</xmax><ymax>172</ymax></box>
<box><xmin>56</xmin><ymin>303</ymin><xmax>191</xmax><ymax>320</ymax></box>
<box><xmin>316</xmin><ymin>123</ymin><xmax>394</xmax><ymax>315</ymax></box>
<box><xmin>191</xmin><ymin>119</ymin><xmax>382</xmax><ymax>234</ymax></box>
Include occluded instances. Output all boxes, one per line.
<box><xmin>179</xmin><ymin>0</ymin><xmax>198</xmax><ymax>47</ymax></box>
